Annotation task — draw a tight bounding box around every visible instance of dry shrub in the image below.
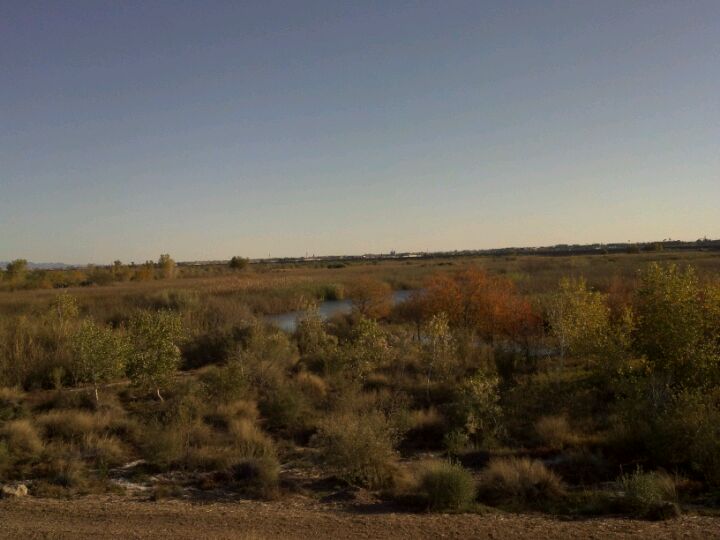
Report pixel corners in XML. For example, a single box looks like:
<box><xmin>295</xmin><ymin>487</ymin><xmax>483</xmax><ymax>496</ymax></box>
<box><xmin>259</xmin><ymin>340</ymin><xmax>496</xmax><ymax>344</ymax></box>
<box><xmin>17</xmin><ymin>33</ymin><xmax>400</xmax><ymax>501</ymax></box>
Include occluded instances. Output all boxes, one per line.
<box><xmin>34</xmin><ymin>442</ymin><xmax>87</xmax><ymax>489</ymax></box>
<box><xmin>0</xmin><ymin>387</ymin><xmax>26</xmax><ymax>417</ymax></box>
<box><xmin>81</xmin><ymin>434</ymin><xmax>129</xmax><ymax>467</ymax></box>
<box><xmin>401</xmin><ymin>408</ymin><xmax>447</xmax><ymax>451</ymax></box>
<box><xmin>1</xmin><ymin>419</ymin><xmax>43</xmax><ymax>456</ymax></box>
<box><xmin>418</xmin><ymin>460</ymin><xmax>477</xmax><ymax>511</ymax></box>
<box><xmin>37</xmin><ymin>410</ymin><xmax>110</xmax><ymax>441</ymax></box>
<box><xmin>141</xmin><ymin>424</ymin><xmax>187</xmax><ymax>469</ymax></box>
<box><xmin>186</xmin><ymin>445</ymin><xmax>237</xmax><ymax>471</ymax></box>
<box><xmin>228</xmin><ymin>419</ymin><xmax>276</xmax><ymax>459</ymax></box>
<box><xmin>230</xmin><ymin>456</ymin><xmax>280</xmax><ymax>499</ymax></box>
<box><xmin>313</xmin><ymin>411</ymin><xmax>399</xmax><ymax>489</ymax></box>
<box><xmin>205</xmin><ymin>400</ymin><xmax>260</xmax><ymax>430</ymax></box>
<box><xmin>479</xmin><ymin>457</ymin><xmax>565</xmax><ymax>505</ymax></box>
<box><xmin>535</xmin><ymin>415</ymin><xmax>580</xmax><ymax>449</ymax></box>
<box><xmin>296</xmin><ymin>371</ymin><xmax>327</xmax><ymax>402</ymax></box>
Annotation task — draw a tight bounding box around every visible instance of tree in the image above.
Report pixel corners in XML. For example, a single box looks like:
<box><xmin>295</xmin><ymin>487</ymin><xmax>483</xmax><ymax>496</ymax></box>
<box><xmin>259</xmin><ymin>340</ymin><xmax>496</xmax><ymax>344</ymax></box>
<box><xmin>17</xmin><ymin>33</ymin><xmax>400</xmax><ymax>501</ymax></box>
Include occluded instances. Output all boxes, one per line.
<box><xmin>5</xmin><ymin>259</ymin><xmax>28</xmax><ymax>284</ymax></box>
<box><xmin>134</xmin><ymin>261</ymin><xmax>155</xmax><ymax>281</ymax></box>
<box><xmin>424</xmin><ymin>267</ymin><xmax>535</xmax><ymax>343</ymax></box>
<box><xmin>126</xmin><ymin>310</ymin><xmax>184</xmax><ymax>400</ymax></box>
<box><xmin>296</xmin><ymin>306</ymin><xmax>338</xmax><ymax>356</ymax></box>
<box><xmin>348</xmin><ymin>278</ymin><xmax>392</xmax><ymax>319</ymax></box>
<box><xmin>158</xmin><ymin>254</ymin><xmax>177</xmax><ymax>279</ymax></box>
<box><xmin>348</xmin><ymin>316</ymin><xmax>390</xmax><ymax>380</ymax></box>
<box><xmin>633</xmin><ymin>263</ymin><xmax>720</xmax><ymax>387</ymax></box>
<box><xmin>229</xmin><ymin>256</ymin><xmax>249</xmax><ymax>270</ymax></box>
<box><xmin>546</xmin><ymin>277</ymin><xmax>610</xmax><ymax>368</ymax></box>
<box><xmin>71</xmin><ymin>319</ymin><xmax>129</xmax><ymax>402</ymax></box>
<box><xmin>421</xmin><ymin>312</ymin><xmax>455</xmax><ymax>396</ymax></box>
<box><xmin>394</xmin><ymin>290</ymin><xmax>429</xmax><ymax>341</ymax></box>
<box><xmin>449</xmin><ymin>371</ymin><xmax>503</xmax><ymax>447</ymax></box>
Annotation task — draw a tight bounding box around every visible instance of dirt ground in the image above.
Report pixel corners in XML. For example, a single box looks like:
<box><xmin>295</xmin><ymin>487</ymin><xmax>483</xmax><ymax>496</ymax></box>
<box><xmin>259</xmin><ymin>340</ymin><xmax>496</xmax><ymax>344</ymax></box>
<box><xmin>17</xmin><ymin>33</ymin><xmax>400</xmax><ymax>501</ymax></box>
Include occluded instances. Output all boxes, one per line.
<box><xmin>2</xmin><ymin>495</ymin><xmax>720</xmax><ymax>539</ymax></box>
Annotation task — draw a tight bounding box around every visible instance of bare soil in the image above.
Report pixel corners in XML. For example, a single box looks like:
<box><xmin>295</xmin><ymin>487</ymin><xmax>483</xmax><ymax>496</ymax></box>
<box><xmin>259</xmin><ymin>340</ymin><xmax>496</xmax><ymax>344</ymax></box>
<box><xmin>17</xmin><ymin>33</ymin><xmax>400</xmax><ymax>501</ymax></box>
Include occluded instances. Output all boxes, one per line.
<box><xmin>2</xmin><ymin>494</ymin><xmax>719</xmax><ymax>539</ymax></box>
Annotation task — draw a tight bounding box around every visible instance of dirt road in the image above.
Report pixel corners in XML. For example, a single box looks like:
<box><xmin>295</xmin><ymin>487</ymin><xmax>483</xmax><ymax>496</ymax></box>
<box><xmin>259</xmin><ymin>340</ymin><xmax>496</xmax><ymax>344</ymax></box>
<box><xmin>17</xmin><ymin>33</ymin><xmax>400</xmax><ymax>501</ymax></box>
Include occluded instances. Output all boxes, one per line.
<box><xmin>1</xmin><ymin>495</ymin><xmax>719</xmax><ymax>539</ymax></box>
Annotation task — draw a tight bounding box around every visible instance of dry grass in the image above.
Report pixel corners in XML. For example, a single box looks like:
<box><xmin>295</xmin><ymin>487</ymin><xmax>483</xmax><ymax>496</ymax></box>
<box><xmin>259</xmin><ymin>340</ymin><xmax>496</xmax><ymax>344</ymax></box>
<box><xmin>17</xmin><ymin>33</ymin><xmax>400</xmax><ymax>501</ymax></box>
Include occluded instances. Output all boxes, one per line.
<box><xmin>36</xmin><ymin>410</ymin><xmax>111</xmax><ymax>441</ymax></box>
<box><xmin>535</xmin><ymin>415</ymin><xmax>581</xmax><ymax>449</ymax></box>
<box><xmin>1</xmin><ymin>419</ymin><xmax>44</xmax><ymax>455</ymax></box>
<box><xmin>296</xmin><ymin>371</ymin><xmax>328</xmax><ymax>401</ymax></box>
<box><xmin>479</xmin><ymin>457</ymin><xmax>565</xmax><ymax>505</ymax></box>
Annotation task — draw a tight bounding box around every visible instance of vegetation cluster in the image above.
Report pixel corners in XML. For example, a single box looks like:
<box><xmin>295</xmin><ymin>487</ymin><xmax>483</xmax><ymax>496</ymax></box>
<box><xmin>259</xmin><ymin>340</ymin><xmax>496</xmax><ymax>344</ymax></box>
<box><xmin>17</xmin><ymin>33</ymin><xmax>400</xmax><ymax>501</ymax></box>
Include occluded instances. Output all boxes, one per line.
<box><xmin>1</xmin><ymin>252</ymin><xmax>719</xmax><ymax>520</ymax></box>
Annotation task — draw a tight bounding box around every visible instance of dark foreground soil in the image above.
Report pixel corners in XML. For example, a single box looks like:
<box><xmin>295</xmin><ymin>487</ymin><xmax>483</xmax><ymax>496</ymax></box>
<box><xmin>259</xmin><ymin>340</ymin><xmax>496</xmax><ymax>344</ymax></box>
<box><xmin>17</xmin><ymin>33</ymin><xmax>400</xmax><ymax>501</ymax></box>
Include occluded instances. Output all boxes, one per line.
<box><xmin>1</xmin><ymin>495</ymin><xmax>720</xmax><ymax>539</ymax></box>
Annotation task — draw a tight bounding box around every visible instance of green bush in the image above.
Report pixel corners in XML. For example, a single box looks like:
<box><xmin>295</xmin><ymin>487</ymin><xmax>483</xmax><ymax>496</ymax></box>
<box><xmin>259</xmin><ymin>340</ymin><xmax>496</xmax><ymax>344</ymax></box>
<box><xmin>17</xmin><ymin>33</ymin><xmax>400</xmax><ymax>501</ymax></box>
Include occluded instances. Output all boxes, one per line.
<box><xmin>620</xmin><ymin>468</ymin><xmax>676</xmax><ymax>505</ymax></box>
<box><xmin>126</xmin><ymin>310</ymin><xmax>184</xmax><ymax>400</ymax></box>
<box><xmin>619</xmin><ymin>468</ymin><xmax>680</xmax><ymax>519</ymax></box>
<box><xmin>419</xmin><ymin>461</ymin><xmax>476</xmax><ymax>511</ymax></box>
<box><xmin>313</xmin><ymin>411</ymin><xmax>399</xmax><ymax>489</ymax></box>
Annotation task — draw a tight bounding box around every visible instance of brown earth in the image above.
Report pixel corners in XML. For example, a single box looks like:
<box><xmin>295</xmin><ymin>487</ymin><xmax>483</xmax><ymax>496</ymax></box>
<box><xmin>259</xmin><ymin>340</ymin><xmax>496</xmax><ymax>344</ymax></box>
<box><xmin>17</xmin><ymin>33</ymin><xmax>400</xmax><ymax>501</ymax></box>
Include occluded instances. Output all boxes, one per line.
<box><xmin>1</xmin><ymin>495</ymin><xmax>720</xmax><ymax>539</ymax></box>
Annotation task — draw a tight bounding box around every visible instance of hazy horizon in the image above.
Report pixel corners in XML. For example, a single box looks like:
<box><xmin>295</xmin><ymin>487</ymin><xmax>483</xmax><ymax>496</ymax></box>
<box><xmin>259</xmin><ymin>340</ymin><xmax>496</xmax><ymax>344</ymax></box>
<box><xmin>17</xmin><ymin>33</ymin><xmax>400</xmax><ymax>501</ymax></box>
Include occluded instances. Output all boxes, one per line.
<box><xmin>2</xmin><ymin>1</ymin><xmax>719</xmax><ymax>263</ymax></box>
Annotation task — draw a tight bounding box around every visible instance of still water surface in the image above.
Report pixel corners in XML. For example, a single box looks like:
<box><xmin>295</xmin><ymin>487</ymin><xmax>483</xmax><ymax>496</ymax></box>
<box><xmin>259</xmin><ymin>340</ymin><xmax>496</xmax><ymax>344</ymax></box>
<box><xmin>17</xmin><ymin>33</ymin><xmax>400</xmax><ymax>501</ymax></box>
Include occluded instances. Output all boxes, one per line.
<box><xmin>266</xmin><ymin>290</ymin><xmax>415</xmax><ymax>332</ymax></box>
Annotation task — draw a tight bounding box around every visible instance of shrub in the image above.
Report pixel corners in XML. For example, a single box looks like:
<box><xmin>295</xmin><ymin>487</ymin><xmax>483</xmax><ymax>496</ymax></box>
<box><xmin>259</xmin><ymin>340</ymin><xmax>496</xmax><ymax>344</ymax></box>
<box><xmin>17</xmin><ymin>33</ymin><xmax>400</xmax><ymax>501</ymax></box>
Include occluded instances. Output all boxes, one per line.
<box><xmin>70</xmin><ymin>319</ymin><xmax>129</xmax><ymax>402</ymax></box>
<box><xmin>126</xmin><ymin>310</ymin><xmax>184</xmax><ymax>401</ymax></box>
<box><xmin>37</xmin><ymin>410</ymin><xmax>107</xmax><ymax>441</ymax></box>
<box><xmin>620</xmin><ymin>468</ymin><xmax>677</xmax><ymax>507</ymax></box>
<box><xmin>0</xmin><ymin>387</ymin><xmax>27</xmax><ymax>421</ymax></box>
<box><xmin>295</xmin><ymin>307</ymin><xmax>338</xmax><ymax>359</ymax></box>
<box><xmin>313</xmin><ymin>411</ymin><xmax>399</xmax><ymax>489</ymax></box>
<box><xmin>418</xmin><ymin>461</ymin><xmax>476</xmax><ymax>511</ymax></box>
<box><xmin>228</xmin><ymin>418</ymin><xmax>277</xmax><ymax>460</ymax></box>
<box><xmin>535</xmin><ymin>415</ymin><xmax>579</xmax><ymax>450</ymax></box>
<box><xmin>230</xmin><ymin>456</ymin><xmax>280</xmax><ymax>499</ymax></box>
<box><xmin>1</xmin><ymin>419</ymin><xmax>43</xmax><ymax>456</ymax></box>
<box><xmin>348</xmin><ymin>278</ymin><xmax>392</xmax><ymax>319</ymax></box>
<box><xmin>446</xmin><ymin>371</ymin><xmax>503</xmax><ymax>448</ymax></box>
<box><xmin>200</xmin><ymin>361</ymin><xmax>248</xmax><ymax>403</ymax></box>
<box><xmin>81</xmin><ymin>434</ymin><xmax>128</xmax><ymax>468</ymax></box>
<box><xmin>296</xmin><ymin>371</ymin><xmax>328</xmax><ymax>403</ymax></box>
<box><xmin>346</xmin><ymin>317</ymin><xmax>390</xmax><ymax>380</ymax></box>
<box><xmin>479</xmin><ymin>457</ymin><xmax>565</xmax><ymax>505</ymax></box>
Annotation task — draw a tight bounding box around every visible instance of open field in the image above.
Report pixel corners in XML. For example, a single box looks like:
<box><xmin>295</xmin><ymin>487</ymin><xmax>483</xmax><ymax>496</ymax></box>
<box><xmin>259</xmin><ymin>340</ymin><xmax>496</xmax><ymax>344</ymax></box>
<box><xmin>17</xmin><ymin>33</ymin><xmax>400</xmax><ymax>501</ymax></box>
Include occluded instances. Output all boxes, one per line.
<box><xmin>2</xmin><ymin>251</ymin><xmax>720</xmax><ymax>538</ymax></box>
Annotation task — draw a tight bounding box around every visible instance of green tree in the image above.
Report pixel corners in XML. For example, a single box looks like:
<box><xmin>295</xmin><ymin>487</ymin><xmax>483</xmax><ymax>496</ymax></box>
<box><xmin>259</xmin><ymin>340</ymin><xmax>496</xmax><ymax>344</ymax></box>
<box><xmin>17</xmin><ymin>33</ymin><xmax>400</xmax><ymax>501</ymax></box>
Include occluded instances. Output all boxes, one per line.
<box><xmin>126</xmin><ymin>310</ymin><xmax>184</xmax><ymax>400</ymax></box>
<box><xmin>229</xmin><ymin>256</ymin><xmax>249</xmax><ymax>270</ymax></box>
<box><xmin>5</xmin><ymin>259</ymin><xmax>28</xmax><ymax>284</ymax></box>
<box><xmin>347</xmin><ymin>317</ymin><xmax>390</xmax><ymax>380</ymax></box>
<box><xmin>449</xmin><ymin>372</ymin><xmax>503</xmax><ymax>447</ymax></box>
<box><xmin>633</xmin><ymin>263</ymin><xmax>719</xmax><ymax>387</ymax></box>
<box><xmin>295</xmin><ymin>306</ymin><xmax>338</xmax><ymax>362</ymax></box>
<box><xmin>546</xmin><ymin>277</ymin><xmax>610</xmax><ymax>368</ymax></box>
<box><xmin>71</xmin><ymin>319</ymin><xmax>130</xmax><ymax>402</ymax></box>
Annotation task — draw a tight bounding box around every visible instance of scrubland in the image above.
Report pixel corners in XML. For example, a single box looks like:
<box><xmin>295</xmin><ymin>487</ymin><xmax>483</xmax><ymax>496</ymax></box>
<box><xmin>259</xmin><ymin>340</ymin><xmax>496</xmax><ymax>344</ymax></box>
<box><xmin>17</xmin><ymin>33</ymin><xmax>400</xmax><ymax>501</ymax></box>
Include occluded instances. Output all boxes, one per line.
<box><xmin>1</xmin><ymin>251</ymin><xmax>720</xmax><ymax>537</ymax></box>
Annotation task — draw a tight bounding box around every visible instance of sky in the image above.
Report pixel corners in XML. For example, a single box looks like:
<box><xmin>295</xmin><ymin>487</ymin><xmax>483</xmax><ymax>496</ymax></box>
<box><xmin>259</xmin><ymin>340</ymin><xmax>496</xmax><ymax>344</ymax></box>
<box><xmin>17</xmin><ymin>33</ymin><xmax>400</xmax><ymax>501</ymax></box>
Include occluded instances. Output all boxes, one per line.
<box><xmin>1</xmin><ymin>1</ymin><xmax>719</xmax><ymax>264</ymax></box>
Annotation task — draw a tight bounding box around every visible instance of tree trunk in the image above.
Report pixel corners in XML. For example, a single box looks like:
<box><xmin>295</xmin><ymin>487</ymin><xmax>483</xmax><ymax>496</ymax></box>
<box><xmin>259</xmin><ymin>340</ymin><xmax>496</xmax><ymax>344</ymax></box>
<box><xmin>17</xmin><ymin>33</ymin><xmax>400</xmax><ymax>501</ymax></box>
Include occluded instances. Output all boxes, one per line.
<box><xmin>94</xmin><ymin>385</ymin><xmax>99</xmax><ymax>404</ymax></box>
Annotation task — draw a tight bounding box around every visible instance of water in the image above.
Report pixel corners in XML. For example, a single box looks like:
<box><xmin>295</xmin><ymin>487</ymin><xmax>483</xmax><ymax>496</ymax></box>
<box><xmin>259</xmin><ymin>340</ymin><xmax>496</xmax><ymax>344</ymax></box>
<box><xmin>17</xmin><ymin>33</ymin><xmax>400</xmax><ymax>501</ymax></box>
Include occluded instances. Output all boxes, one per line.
<box><xmin>266</xmin><ymin>289</ymin><xmax>415</xmax><ymax>333</ymax></box>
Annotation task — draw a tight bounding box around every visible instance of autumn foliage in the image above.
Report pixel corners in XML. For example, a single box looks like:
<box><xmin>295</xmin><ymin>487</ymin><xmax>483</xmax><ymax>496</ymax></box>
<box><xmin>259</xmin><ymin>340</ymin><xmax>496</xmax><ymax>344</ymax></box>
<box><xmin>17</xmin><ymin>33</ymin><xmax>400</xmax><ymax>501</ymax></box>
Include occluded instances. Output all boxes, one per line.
<box><xmin>423</xmin><ymin>267</ymin><xmax>539</xmax><ymax>343</ymax></box>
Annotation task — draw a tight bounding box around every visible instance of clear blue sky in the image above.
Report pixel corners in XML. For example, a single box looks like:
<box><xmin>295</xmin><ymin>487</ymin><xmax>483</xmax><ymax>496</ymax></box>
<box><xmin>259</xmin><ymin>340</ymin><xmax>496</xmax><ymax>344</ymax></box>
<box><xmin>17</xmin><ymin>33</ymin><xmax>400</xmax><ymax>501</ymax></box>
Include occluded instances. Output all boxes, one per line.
<box><xmin>2</xmin><ymin>1</ymin><xmax>719</xmax><ymax>263</ymax></box>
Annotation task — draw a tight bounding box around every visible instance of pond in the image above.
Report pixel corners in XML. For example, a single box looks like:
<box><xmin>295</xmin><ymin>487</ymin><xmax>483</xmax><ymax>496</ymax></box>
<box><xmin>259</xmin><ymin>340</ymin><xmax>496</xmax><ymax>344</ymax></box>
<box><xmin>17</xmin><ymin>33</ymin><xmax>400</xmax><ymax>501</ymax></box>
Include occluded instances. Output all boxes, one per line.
<box><xmin>265</xmin><ymin>289</ymin><xmax>415</xmax><ymax>333</ymax></box>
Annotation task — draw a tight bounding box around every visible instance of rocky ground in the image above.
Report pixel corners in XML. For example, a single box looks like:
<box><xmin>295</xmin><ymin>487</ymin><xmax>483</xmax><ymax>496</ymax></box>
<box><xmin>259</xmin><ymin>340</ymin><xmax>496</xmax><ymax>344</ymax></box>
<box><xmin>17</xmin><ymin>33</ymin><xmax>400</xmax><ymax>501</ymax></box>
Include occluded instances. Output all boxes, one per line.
<box><xmin>2</xmin><ymin>493</ymin><xmax>720</xmax><ymax>539</ymax></box>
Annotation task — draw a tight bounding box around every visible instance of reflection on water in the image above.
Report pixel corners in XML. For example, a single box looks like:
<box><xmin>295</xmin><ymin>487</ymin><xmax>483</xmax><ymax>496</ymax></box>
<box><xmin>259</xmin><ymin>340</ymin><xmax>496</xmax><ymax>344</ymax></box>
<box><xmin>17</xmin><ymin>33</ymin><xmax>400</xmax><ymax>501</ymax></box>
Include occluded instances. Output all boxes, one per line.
<box><xmin>266</xmin><ymin>290</ymin><xmax>415</xmax><ymax>333</ymax></box>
